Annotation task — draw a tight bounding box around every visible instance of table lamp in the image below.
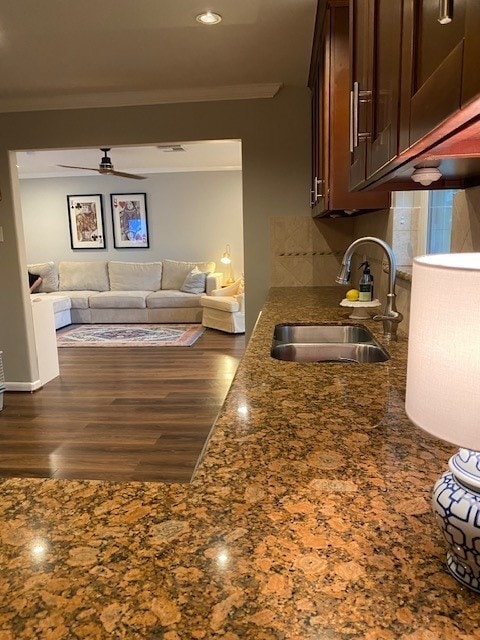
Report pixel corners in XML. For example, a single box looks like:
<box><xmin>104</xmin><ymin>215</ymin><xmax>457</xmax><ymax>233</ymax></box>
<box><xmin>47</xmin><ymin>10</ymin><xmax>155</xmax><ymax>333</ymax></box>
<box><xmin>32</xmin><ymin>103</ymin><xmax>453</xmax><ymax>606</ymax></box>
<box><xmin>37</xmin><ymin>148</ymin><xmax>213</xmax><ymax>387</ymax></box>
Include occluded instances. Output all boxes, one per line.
<box><xmin>405</xmin><ymin>253</ymin><xmax>480</xmax><ymax>592</ymax></box>
<box><xmin>220</xmin><ymin>244</ymin><xmax>234</xmax><ymax>284</ymax></box>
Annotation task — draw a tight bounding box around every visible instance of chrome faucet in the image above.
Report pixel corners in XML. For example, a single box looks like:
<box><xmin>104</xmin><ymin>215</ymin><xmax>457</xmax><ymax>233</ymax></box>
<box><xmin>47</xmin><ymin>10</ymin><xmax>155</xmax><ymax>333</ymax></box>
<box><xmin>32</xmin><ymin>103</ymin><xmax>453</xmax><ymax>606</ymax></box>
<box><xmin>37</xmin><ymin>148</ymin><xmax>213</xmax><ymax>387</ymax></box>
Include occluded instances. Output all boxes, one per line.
<box><xmin>336</xmin><ymin>236</ymin><xmax>403</xmax><ymax>341</ymax></box>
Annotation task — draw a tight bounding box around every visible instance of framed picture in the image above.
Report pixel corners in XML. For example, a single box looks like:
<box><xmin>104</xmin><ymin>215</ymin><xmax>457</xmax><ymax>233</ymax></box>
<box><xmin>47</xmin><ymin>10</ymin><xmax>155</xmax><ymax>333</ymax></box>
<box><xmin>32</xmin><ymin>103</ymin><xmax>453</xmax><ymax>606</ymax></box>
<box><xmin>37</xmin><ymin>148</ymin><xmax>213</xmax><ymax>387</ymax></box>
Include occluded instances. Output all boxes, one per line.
<box><xmin>67</xmin><ymin>194</ymin><xmax>105</xmax><ymax>249</ymax></box>
<box><xmin>110</xmin><ymin>193</ymin><xmax>149</xmax><ymax>248</ymax></box>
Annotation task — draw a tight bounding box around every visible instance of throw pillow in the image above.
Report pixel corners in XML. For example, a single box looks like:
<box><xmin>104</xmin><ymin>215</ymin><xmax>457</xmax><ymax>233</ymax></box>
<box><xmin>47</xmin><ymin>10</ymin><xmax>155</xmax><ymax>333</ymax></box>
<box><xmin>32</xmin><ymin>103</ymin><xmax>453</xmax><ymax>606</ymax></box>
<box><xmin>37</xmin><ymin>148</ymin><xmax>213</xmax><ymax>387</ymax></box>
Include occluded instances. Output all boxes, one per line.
<box><xmin>161</xmin><ymin>260</ymin><xmax>216</xmax><ymax>290</ymax></box>
<box><xmin>180</xmin><ymin>266</ymin><xmax>208</xmax><ymax>294</ymax></box>
<box><xmin>237</xmin><ymin>275</ymin><xmax>245</xmax><ymax>294</ymax></box>
<box><xmin>27</xmin><ymin>261</ymin><xmax>59</xmax><ymax>292</ymax></box>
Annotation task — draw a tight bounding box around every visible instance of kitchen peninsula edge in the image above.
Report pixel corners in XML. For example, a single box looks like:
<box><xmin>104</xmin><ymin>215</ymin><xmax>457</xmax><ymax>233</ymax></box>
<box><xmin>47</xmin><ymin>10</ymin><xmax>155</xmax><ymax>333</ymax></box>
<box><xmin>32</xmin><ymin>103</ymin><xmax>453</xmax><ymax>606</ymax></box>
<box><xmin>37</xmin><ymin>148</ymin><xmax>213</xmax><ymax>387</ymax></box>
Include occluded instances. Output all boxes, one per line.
<box><xmin>1</xmin><ymin>286</ymin><xmax>478</xmax><ymax>639</ymax></box>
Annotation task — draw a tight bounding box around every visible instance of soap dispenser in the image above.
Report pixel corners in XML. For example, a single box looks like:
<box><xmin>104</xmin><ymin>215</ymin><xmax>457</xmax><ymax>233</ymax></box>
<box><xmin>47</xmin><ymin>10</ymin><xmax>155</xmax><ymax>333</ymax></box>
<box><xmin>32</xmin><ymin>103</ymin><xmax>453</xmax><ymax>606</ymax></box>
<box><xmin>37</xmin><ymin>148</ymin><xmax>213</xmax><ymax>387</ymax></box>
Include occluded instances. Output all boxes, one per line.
<box><xmin>358</xmin><ymin>261</ymin><xmax>374</xmax><ymax>302</ymax></box>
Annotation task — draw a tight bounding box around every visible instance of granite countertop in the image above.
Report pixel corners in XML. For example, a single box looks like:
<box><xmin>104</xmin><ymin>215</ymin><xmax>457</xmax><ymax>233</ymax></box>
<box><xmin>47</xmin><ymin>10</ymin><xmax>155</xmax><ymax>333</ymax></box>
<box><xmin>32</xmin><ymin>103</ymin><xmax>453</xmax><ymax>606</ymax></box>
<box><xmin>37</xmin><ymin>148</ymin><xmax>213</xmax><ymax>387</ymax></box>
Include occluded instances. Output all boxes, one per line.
<box><xmin>1</xmin><ymin>286</ymin><xmax>479</xmax><ymax>639</ymax></box>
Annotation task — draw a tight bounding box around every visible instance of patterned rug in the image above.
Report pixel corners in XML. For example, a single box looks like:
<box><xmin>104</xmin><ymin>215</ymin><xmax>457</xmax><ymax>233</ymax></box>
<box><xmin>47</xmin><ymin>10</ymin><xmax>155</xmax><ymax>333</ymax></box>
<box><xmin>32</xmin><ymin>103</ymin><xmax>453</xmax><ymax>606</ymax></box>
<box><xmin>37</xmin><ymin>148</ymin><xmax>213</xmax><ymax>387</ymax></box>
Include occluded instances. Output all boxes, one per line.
<box><xmin>56</xmin><ymin>324</ymin><xmax>206</xmax><ymax>347</ymax></box>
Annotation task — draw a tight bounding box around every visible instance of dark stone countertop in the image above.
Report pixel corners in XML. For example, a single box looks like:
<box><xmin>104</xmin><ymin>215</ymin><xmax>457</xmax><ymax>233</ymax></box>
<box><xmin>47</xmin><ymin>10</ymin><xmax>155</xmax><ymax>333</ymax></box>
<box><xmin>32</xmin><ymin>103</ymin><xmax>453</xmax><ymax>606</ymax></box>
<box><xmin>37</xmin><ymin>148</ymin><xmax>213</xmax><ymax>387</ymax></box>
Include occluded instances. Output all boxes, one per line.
<box><xmin>1</xmin><ymin>286</ymin><xmax>479</xmax><ymax>639</ymax></box>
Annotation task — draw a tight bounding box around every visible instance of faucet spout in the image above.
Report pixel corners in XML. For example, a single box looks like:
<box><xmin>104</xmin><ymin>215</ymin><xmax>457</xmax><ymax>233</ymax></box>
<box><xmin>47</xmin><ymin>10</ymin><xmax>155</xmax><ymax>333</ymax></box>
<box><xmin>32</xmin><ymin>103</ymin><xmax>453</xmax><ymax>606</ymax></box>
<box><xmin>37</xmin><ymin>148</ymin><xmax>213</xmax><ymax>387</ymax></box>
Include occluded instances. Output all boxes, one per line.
<box><xmin>335</xmin><ymin>261</ymin><xmax>351</xmax><ymax>285</ymax></box>
<box><xmin>336</xmin><ymin>236</ymin><xmax>403</xmax><ymax>341</ymax></box>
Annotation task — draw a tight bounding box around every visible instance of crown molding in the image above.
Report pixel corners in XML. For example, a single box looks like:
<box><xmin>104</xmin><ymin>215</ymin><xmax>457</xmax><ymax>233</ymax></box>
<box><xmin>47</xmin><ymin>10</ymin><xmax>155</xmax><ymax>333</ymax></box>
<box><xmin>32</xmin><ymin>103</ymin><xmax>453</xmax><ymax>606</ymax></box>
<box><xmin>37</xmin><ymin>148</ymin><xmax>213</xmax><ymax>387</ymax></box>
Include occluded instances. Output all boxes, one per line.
<box><xmin>0</xmin><ymin>83</ymin><xmax>283</xmax><ymax>114</ymax></box>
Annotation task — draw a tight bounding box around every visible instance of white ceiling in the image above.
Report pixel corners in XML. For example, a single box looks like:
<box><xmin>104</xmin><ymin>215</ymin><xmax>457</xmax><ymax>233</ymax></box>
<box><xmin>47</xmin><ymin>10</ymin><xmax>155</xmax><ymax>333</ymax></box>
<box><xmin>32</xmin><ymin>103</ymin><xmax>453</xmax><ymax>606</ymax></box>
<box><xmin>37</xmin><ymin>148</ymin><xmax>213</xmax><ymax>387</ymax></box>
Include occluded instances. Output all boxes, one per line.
<box><xmin>16</xmin><ymin>141</ymin><xmax>243</xmax><ymax>179</ymax></box>
<box><xmin>7</xmin><ymin>0</ymin><xmax>317</xmax><ymax>178</ymax></box>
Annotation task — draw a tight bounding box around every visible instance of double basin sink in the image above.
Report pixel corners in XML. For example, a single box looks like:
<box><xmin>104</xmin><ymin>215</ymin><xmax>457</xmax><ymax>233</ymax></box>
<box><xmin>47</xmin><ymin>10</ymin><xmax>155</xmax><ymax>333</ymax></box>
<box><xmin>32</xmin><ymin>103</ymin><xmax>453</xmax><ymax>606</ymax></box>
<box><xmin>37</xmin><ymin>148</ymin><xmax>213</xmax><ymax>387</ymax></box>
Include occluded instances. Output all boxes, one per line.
<box><xmin>271</xmin><ymin>323</ymin><xmax>390</xmax><ymax>364</ymax></box>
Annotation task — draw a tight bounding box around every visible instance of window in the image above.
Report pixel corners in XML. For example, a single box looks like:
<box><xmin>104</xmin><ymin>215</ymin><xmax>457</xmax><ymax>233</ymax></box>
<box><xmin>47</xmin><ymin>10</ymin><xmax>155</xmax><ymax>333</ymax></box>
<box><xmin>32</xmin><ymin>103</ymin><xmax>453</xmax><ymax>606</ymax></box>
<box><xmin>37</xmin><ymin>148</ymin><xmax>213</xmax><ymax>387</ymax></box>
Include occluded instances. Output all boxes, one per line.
<box><xmin>391</xmin><ymin>189</ymin><xmax>457</xmax><ymax>271</ymax></box>
<box><xmin>426</xmin><ymin>189</ymin><xmax>457</xmax><ymax>254</ymax></box>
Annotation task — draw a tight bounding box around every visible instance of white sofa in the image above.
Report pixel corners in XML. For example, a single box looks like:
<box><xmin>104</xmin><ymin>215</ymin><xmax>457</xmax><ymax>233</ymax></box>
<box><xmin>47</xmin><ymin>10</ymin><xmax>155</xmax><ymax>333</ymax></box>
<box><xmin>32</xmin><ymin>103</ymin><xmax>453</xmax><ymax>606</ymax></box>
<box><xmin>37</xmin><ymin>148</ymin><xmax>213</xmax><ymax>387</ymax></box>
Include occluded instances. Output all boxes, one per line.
<box><xmin>28</xmin><ymin>260</ymin><xmax>221</xmax><ymax>326</ymax></box>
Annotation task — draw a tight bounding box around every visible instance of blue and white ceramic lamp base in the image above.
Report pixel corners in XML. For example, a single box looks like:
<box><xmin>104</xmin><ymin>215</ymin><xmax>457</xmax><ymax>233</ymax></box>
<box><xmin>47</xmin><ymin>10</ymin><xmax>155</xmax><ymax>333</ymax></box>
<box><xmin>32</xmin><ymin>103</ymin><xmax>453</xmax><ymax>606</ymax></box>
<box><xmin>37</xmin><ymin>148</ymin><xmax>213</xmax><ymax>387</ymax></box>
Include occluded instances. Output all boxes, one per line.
<box><xmin>433</xmin><ymin>449</ymin><xmax>480</xmax><ymax>592</ymax></box>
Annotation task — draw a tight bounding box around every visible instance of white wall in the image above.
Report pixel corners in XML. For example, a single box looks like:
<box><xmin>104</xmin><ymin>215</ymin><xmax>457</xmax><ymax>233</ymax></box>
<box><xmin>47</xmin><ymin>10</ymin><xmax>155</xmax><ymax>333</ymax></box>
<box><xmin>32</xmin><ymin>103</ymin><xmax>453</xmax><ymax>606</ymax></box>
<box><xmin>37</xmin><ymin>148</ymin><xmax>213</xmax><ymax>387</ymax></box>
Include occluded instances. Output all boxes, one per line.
<box><xmin>20</xmin><ymin>170</ymin><xmax>244</xmax><ymax>281</ymax></box>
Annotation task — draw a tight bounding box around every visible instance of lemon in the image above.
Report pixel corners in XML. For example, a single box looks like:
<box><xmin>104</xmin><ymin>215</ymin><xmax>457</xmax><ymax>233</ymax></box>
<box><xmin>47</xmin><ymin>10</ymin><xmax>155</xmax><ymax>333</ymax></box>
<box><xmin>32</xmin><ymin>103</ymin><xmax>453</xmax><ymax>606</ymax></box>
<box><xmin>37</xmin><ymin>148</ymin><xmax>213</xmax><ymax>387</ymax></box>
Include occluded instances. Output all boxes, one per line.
<box><xmin>346</xmin><ymin>289</ymin><xmax>359</xmax><ymax>301</ymax></box>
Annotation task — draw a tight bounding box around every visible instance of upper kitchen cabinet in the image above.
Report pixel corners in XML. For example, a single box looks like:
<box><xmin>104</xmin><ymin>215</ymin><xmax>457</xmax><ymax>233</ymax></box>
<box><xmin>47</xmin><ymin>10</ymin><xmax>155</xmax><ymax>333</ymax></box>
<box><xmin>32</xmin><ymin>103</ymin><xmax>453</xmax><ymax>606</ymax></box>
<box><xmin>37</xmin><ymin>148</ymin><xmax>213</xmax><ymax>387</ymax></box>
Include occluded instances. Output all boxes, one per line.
<box><xmin>462</xmin><ymin>0</ymin><xmax>480</xmax><ymax>105</ymax></box>
<box><xmin>350</xmin><ymin>0</ymin><xmax>480</xmax><ymax>191</ymax></box>
<box><xmin>350</xmin><ymin>0</ymin><xmax>403</xmax><ymax>184</ymax></box>
<box><xmin>309</xmin><ymin>0</ymin><xmax>390</xmax><ymax>217</ymax></box>
<box><xmin>402</xmin><ymin>0</ymin><xmax>480</xmax><ymax>147</ymax></box>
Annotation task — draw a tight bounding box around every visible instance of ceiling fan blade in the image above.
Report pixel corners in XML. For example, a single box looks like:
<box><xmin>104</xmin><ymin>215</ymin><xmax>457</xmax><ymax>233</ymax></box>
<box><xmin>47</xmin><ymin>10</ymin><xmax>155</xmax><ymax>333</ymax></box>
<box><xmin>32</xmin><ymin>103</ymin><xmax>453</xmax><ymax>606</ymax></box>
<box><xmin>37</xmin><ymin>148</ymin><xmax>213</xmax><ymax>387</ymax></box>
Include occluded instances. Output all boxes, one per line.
<box><xmin>109</xmin><ymin>169</ymin><xmax>146</xmax><ymax>180</ymax></box>
<box><xmin>58</xmin><ymin>164</ymin><xmax>144</xmax><ymax>179</ymax></box>
<box><xmin>57</xmin><ymin>164</ymin><xmax>101</xmax><ymax>173</ymax></box>
<box><xmin>59</xmin><ymin>149</ymin><xmax>146</xmax><ymax>179</ymax></box>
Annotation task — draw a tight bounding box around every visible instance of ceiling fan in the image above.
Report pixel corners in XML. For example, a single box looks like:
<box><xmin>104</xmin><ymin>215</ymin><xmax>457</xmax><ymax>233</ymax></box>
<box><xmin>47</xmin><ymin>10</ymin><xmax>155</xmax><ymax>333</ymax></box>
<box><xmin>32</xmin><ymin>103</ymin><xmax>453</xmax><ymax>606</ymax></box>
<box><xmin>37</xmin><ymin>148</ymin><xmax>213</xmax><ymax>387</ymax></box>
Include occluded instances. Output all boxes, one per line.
<box><xmin>57</xmin><ymin>148</ymin><xmax>146</xmax><ymax>180</ymax></box>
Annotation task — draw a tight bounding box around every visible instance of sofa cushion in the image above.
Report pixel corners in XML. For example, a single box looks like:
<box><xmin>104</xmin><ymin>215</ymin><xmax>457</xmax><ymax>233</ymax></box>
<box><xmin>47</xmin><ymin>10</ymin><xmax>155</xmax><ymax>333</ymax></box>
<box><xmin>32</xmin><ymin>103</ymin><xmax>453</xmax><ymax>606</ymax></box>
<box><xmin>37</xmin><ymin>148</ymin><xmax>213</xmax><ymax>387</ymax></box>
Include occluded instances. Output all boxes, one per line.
<box><xmin>59</xmin><ymin>261</ymin><xmax>109</xmax><ymax>291</ymax></box>
<box><xmin>89</xmin><ymin>291</ymin><xmax>149</xmax><ymax>309</ymax></box>
<box><xmin>27</xmin><ymin>261</ymin><xmax>59</xmax><ymax>292</ymax></box>
<box><xmin>30</xmin><ymin>293</ymin><xmax>72</xmax><ymax>312</ymax></box>
<box><xmin>180</xmin><ymin>266</ymin><xmax>207</xmax><ymax>294</ymax></box>
<box><xmin>146</xmin><ymin>290</ymin><xmax>203</xmax><ymax>309</ymax></box>
<box><xmin>108</xmin><ymin>261</ymin><xmax>162</xmax><ymax>291</ymax></box>
<box><xmin>161</xmin><ymin>260</ymin><xmax>215</xmax><ymax>290</ymax></box>
<box><xmin>45</xmin><ymin>295</ymin><xmax>72</xmax><ymax>313</ymax></box>
<box><xmin>56</xmin><ymin>290</ymin><xmax>100</xmax><ymax>309</ymax></box>
<box><xmin>200</xmin><ymin>295</ymin><xmax>240</xmax><ymax>313</ymax></box>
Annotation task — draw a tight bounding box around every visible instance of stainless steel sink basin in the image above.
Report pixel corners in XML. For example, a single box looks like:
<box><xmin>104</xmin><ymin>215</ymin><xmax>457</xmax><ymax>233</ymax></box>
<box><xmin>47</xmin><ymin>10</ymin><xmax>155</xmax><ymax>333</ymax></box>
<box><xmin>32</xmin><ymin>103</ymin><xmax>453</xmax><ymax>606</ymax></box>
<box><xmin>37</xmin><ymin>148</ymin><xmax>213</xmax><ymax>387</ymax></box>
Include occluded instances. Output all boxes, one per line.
<box><xmin>272</xmin><ymin>323</ymin><xmax>374</xmax><ymax>344</ymax></box>
<box><xmin>271</xmin><ymin>323</ymin><xmax>390</xmax><ymax>364</ymax></box>
<box><xmin>271</xmin><ymin>342</ymin><xmax>389</xmax><ymax>363</ymax></box>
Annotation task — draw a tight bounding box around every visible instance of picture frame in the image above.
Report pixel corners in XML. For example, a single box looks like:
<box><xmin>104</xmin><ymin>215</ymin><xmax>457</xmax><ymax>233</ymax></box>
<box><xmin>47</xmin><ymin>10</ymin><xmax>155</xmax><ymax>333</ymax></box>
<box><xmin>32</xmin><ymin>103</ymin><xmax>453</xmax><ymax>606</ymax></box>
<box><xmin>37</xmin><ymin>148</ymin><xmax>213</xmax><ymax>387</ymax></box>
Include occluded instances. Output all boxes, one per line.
<box><xmin>110</xmin><ymin>193</ymin><xmax>149</xmax><ymax>249</ymax></box>
<box><xmin>67</xmin><ymin>194</ymin><xmax>105</xmax><ymax>249</ymax></box>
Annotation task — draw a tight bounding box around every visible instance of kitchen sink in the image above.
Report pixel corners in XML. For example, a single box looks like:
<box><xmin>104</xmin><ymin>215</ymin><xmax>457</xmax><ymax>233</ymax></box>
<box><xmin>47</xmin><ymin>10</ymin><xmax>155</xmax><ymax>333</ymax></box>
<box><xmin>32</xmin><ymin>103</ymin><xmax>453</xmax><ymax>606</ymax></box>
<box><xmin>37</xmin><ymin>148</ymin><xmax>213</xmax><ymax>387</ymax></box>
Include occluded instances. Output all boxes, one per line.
<box><xmin>271</xmin><ymin>323</ymin><xmax>390</xmax><ymax>364</ymax></box>
<box><xmin>272</xmin><ymin>323</ymin><xmax>375</xmax><ymax>344</ymax></box>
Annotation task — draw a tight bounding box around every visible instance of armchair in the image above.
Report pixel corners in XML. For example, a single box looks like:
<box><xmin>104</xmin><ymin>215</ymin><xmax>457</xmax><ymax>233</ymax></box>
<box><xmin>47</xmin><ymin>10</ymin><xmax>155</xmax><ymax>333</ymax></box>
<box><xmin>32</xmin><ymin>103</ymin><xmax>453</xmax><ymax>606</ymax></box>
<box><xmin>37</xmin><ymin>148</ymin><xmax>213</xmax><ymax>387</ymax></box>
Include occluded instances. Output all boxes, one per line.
<box><xmin>200</xmin><ymin>276</ymin><xmax>245</xmax><ymax>334</ymax></box>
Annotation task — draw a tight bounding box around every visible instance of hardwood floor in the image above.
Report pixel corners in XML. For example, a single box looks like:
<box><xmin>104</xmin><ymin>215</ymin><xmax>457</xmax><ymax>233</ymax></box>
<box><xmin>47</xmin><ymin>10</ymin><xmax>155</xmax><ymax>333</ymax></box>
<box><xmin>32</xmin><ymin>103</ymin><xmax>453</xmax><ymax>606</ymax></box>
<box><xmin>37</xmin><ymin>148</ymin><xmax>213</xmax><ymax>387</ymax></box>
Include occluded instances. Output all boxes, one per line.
<box><xmin>0</xmin><ymin>329</ymin><xmax>246</xmax><ymax>483</ymax></box>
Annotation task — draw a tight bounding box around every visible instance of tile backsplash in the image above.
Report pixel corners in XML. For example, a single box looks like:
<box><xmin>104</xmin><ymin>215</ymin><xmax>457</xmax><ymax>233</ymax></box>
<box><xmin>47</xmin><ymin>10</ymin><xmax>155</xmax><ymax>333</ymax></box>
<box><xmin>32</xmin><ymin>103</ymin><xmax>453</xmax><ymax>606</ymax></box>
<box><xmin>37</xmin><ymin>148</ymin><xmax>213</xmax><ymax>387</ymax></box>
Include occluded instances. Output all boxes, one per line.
<box><xmin>270</xmin><ymin>215</ymin><xmax>354</xmax><ymax>287</ymax></box>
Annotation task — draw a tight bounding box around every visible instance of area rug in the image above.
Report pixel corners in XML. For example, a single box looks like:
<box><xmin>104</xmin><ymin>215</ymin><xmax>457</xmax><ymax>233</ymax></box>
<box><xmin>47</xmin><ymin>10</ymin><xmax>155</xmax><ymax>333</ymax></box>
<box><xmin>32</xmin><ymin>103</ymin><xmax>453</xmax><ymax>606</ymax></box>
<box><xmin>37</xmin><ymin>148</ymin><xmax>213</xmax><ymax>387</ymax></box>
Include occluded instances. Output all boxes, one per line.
<box><xmin>56</xmin><ymin>324</ymin><xmax>206</xmax><ymax>347</ymax></box>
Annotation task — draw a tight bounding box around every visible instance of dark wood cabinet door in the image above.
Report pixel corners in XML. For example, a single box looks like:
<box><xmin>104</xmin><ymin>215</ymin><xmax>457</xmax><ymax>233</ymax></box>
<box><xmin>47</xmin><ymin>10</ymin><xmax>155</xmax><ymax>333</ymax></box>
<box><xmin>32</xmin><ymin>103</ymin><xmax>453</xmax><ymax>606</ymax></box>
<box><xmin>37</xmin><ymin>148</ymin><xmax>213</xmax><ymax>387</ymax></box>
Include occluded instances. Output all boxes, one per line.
<box><xmin>310</xmin><ymin>23</ymin><xmax>328</xmax><ymax>214</ymax></box>
<box><xmin>329</xmin><ymin>2</ymin><xmax>389</xmax><ymax>212</ymax></box>
<box><xmin>310</xmin><ymin>61</ymin><xmax>321</xmax><ymax>209</ymax></box>
<box><xmin>349</xmin><ymin>0</ymin><xmax>370</xmax><ymax>190</ymax></box>
<box><xmin>367</xmin><ymin>0</ymin><xmax>403</xmax><ymax>177</ymax></box>
<box><xmin>462</xmin><ymin>0</ymin><xmax>480</xmax><ymax>106</ymax></box>
<box><xmin>349</xmin><ymin>0</ymin><xmax>402</xmax><ymax>185</ymax></box>
<box><xmin>406</xmin><ymin>0</ymin><xmax>466</xmax><ymax>146</ymax></box>
<box><xmin>310</xmin><ymin>1</ymin><xmax>390</xmax><ymax>215</ymax></box>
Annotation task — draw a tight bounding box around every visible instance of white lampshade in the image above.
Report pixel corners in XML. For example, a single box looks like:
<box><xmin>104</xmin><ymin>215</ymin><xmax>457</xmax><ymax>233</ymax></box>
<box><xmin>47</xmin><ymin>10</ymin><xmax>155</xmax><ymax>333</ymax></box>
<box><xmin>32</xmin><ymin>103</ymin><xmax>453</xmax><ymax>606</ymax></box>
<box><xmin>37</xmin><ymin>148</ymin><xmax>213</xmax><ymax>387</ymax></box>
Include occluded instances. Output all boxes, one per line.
<box><xmin>405</xmin><ymin>253</ymin><xmax>480</xmax><ymax>450</ymax></box>
<box><xmin>220</xmin><ymin>244</ymin><xmax>232</xmax><ymax>265</ymax></box>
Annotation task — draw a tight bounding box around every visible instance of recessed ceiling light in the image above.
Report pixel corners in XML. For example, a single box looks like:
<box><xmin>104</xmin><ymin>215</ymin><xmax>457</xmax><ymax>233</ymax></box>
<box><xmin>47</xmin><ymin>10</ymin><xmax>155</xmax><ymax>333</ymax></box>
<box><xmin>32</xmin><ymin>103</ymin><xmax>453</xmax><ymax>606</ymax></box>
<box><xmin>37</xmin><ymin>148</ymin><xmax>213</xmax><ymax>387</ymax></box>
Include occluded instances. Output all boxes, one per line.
<box><xmin>196</xmin><ymin>11</ymin><xmax>222</xmax><ymax>25</ymax></box>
